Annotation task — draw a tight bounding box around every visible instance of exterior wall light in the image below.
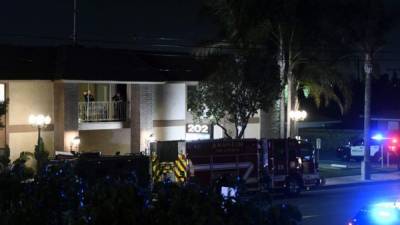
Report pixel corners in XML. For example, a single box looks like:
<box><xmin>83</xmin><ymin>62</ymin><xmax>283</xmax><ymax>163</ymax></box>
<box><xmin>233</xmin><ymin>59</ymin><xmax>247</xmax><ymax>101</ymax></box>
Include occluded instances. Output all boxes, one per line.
<box><xmin>70</xmin><ymin>136</ymin><xmax>80</xmax><ymax>151</ymax></box>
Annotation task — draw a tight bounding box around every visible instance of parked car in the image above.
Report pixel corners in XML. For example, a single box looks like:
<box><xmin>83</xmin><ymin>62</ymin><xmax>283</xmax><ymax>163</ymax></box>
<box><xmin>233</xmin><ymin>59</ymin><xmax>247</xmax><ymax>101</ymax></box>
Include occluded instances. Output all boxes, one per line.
<box><xmin>336</xmin><ymin>139</ymin><xmax>381</xmax><ymax>162</ymax></box>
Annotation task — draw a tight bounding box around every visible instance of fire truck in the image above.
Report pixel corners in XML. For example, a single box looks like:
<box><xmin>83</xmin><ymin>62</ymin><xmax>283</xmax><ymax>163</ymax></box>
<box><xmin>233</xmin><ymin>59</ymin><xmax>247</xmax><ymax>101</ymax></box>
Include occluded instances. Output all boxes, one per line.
<box><xmin>150</xmin><ymin>138</ymin><xmax>323</xmax><ymax>195</ymax></box>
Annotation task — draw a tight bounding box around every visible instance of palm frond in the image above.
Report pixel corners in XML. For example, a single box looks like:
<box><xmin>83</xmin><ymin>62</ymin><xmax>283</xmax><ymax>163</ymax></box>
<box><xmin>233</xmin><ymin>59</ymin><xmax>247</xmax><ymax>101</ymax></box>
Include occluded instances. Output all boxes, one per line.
<box><xmin>192</xmin><ymin>41</ymin><xmax>233</xmax><ymax>57</ymax></box>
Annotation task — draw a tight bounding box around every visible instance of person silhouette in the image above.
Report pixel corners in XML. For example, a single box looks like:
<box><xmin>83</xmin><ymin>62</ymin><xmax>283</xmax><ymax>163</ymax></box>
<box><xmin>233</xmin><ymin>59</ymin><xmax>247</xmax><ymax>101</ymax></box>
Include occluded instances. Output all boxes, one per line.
<box><xmin>87</xmin><ymin>90</ymin><xmax>94</xmax><ymax>102</ymax></box>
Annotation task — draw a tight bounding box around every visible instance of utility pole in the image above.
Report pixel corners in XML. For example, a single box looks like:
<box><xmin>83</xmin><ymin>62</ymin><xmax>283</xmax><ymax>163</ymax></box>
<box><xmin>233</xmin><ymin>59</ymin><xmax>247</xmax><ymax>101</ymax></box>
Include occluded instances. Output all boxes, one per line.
<box><xmin>72</xmin><ymin>0</ymin><xmax>78</xmax><ymax>45</ymax></box>
<box><xmin>362</xmin><ymin>53</ymin><xmax>372</xmax><ymax>180</ymax></box>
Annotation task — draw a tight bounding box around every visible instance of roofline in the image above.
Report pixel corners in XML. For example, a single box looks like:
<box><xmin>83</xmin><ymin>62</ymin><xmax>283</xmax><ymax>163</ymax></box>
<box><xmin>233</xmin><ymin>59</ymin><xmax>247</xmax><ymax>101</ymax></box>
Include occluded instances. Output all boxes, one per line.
<box><xmin>60</xmin><ymin>79</ymin><xmax>166</xmax><ymax>84</ymax></box>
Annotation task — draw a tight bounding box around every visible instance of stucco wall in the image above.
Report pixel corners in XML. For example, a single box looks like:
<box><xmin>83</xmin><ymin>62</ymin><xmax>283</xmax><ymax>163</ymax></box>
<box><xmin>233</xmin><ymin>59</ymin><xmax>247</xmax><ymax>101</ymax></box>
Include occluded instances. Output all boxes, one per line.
<box><xmin>243</xmin><ymin>123</ymin><xmax>260</xmax><ymax>139</ymax></box>
<box><xmin>8</xmin><ymin>81</ymin><xmax>55</xmax><ymax>160</ymax></box>
<box><xmin>9</xmin><ymin>131</ymin><xmax>54</xmax><ymax>160</ymax></box>
<box><xmin>139</xmin><ymin>84</ymin><xmax>154</xmax><ymax>152</ymax></box>
<box><xmin>154</xmin><ymin>83</ymin><xmax>186</xmax><ymax>121</ymax></box>
<box><xmin>9</xmin><ymin>81</ymin><xmax>54</xmax><ymax>125</ymax></box>
<box><xmin>153</xmin><ymin>83</ymin><xmax>186</xmax><ymax>141</ymax></box>
<box><xmin>79</xmin><ymin>129</ymin><xmax>130</xmax><ymax>155</ymax></box>
<box><xmin>154</xmin><ymin>126</ymin><xmax>186</xmax><ymax>141</ymax></box>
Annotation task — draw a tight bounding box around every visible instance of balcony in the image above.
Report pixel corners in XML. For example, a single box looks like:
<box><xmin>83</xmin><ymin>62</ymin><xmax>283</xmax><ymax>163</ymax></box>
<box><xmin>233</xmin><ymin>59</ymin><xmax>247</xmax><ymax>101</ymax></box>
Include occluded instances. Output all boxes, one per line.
<box><xmin>78</xmin><ymin>101</ymin><xmax>129</xmax><ymax>122</ymax></box>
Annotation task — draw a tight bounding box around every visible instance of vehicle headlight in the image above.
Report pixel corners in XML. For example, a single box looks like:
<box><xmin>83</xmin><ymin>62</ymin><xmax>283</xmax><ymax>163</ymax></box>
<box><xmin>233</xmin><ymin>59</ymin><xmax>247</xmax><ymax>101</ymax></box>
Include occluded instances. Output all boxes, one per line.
<box><xmin>369</xmin><ymin>202</ymin><xmax>399</xmax><ymax>224</ymax></box>
<box><xmin>297</xmin><ymin>157</ymin><xmax>302</xmax><ymax>165</ymax></box>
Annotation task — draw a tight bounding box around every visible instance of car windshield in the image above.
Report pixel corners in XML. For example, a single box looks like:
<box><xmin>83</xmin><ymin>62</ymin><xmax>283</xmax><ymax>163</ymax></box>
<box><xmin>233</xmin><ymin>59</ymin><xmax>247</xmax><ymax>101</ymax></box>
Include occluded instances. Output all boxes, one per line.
<box><xmin>299</xmin><ymin>142</ymin><xmax>314</xmax><ymax>161</ymax></box>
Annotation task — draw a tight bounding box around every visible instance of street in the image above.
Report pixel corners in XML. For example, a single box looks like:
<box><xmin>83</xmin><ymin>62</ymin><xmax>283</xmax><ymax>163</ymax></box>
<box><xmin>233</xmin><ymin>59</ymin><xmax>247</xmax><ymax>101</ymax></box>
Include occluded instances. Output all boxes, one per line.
<box><xmin>273</xmin><ymin>182</ymin><xmax>400</xmax><ymax>225</ymax></box>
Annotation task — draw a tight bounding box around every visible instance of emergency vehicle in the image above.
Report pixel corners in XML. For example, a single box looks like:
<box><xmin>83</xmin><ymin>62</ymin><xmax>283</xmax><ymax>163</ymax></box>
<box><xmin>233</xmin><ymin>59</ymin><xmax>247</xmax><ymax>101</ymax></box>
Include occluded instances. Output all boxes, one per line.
<box><xmin>349</xmin><ymin>139</ymin><xmax>381</xmax><ymax>160</ymax></box>
<box><xmin>349</xmin><ymin>200</ymin><xmax>400</xmax><ymax>225</ymax></box>
<box><xmin>337</xmin><ymin>134</ymin><xmax>400</xmax><ymax>162</ymax></box>
<box><xmin>150</xmin><ymin>138</ymin><xmax>323</xmax><ymax>195</ymax></box>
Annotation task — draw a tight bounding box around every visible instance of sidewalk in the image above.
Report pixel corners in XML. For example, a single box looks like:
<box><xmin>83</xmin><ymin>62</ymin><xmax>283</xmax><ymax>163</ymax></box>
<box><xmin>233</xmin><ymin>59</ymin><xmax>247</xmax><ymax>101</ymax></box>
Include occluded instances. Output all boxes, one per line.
<box><xmin>323</xmin><ymin>170</ymin><xmax>400</xmax><ymax>188</ymax></box>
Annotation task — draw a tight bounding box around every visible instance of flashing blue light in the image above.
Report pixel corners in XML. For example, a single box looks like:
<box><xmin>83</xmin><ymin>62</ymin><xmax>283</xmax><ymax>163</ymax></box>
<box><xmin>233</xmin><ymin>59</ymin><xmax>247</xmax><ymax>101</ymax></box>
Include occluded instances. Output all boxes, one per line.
<box><xmin>372</xmin><ymin>133</ymin><xmax>385</xmax><ymax>141</ymax></box>
<box><xmin>370</xmin><ymin>202</ymin><xmax>400</xmax><ymax>224</ymax></box>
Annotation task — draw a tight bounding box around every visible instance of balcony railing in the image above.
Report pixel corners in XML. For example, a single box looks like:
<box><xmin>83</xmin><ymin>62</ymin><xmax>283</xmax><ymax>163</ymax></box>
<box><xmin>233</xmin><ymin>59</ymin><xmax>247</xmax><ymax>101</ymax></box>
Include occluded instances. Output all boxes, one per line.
<box><xmin>78</xmin><ymin>101</ymin><xmax>129</xmax><ymax>122</ymax></box>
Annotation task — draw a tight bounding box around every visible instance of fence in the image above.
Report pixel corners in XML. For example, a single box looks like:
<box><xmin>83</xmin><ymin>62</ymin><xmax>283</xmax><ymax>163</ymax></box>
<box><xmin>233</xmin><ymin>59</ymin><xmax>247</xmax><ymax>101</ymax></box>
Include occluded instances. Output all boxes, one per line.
<box><xmin>78</xmin><ymin>101</ymin><xmax>129</xmax><ymax>122</ymax></box>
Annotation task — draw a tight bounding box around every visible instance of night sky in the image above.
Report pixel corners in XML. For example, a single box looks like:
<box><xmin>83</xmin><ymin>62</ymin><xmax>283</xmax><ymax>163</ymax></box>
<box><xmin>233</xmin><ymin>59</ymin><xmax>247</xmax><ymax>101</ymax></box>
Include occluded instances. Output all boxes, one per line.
<box><xmin>0</xmin><ymin>0</ymin><xmax>399</xmax><ymax>71</ymax></box>
<box><xmin>0</xmin><ymin>0</ymin><xmax>215</xmax><ymax>48</ymax></box>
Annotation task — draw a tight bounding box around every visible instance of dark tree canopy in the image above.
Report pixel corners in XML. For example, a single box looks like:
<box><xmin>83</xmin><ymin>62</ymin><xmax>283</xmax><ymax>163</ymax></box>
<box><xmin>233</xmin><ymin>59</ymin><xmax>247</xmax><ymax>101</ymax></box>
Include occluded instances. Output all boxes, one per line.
<box><xmin>188</xmin><ymin>51</ymin><xmax>281</xmax><ymax>139</ymax></box>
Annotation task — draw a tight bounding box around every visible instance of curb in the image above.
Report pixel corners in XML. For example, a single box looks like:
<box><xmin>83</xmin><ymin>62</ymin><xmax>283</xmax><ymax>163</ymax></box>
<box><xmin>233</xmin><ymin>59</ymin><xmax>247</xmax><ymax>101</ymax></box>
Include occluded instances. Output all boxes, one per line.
<box><xmin>316</xmin><ymin>178</ymin><xmax>400</xmax><ymax>190</ymax></box>
<box><xmin>330</xmin><ymin>164</ymin><xmax>348</xmax><ymax>168</ymax></box>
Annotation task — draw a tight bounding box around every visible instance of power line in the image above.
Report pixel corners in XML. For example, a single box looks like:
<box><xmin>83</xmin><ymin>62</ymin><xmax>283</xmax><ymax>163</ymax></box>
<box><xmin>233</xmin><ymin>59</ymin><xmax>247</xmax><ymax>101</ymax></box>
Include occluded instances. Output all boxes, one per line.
<box><xmin>1</xmin><ymin>32</ymin><xmax>400</xmax><ymax>61</ymax></box>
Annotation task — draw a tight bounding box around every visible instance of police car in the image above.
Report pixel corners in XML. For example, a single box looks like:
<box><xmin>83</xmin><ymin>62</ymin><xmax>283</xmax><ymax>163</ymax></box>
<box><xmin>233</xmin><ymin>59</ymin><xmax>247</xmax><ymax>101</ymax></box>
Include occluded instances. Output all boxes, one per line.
<box><xmin>336</xmin><ymin>139</ymin><xmax>381</xmax><ymax>161</ymax></box>
<box><xmin>348</xmin><ymin>201</ymin><xmax>400</xmax><ymax>225</ymax></box>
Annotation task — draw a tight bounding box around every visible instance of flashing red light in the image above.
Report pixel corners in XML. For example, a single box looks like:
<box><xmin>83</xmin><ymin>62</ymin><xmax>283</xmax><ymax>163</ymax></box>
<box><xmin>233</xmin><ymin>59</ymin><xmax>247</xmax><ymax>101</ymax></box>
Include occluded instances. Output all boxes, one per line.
<box><xmin>392</xmin><ymin>138</ymin><xmax>398</xmax><ymax>144</ymax></box>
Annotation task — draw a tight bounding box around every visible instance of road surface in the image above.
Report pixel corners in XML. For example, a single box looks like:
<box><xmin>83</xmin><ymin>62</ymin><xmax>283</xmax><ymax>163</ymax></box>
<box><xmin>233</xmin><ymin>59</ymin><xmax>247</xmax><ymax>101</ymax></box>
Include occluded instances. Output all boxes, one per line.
<box><xmin>272</xmin><ymin>182</ymin><xmax>400</xmax><ymax>225</ymax></box>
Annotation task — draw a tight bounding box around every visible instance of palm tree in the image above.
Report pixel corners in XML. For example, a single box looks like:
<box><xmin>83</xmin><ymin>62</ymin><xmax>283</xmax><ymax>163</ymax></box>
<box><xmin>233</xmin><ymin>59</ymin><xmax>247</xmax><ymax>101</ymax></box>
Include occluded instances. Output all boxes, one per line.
<box><xmin>196</xmin><ymin>0</ymin><xmax>353</xmax><ymax>138</ymax></box>
<box><xmin>331</xmin><ymin>0</ymin><xmax>391</xmax><ymax>180</ymax></box>
<box><xmin>260</xmin><ymin>0</ymin><xmax>354</xmax><ymax>137</ymax></box>
<box><xmin>297</xmin><ymin>62</ymin><xmax>352</xmax><ymax>115</ymax></box>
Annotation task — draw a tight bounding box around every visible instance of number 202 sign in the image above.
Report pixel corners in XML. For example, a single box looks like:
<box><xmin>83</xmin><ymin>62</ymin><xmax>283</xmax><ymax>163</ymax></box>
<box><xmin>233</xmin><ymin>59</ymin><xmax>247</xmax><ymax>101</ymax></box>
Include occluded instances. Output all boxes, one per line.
<box><xmin>186</xmin><ymin>124</ymin><xmax>209</xmax><ymax>134</ymax></box>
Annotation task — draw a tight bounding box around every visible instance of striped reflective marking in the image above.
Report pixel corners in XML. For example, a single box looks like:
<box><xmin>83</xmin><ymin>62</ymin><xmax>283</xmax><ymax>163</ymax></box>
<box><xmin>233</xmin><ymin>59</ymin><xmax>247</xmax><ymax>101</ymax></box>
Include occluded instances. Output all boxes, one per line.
<box><xmin>173</xmin><ymin>154</ymin><xmax>188</xmax><ymax>183</ymax></box>
<box><xmin>151</xmin><ymin>155</ymin><xmax>161</xmax><ymax>182</ymax></box>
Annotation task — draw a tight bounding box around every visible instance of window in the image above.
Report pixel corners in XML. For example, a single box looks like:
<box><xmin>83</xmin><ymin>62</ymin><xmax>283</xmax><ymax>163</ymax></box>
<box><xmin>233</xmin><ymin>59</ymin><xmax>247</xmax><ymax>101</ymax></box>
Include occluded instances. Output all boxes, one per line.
<box><xmin>299</xmin><ymin>142</ymin><xmax>314</xmax><ymax>161</ymax></box>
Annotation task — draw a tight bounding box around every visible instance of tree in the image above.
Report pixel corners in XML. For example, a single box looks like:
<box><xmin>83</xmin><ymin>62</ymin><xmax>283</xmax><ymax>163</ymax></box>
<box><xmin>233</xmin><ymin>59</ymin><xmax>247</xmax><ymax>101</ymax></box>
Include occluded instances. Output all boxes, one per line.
<box><xmin>34</xmin><ymin>137</ymin><xmax>49</xmax><ymax>173</ymax></box>
<box><xmin>192</xmin><ymin>0</ymin><xmax>282</xmax><ymax>138</ymax></box>
<box><xmin>295</xmin><ymin>55</ymin><xmax>353</xmax><ymax>116</ymax></box>
<box><xmin>331</xmin><ymin>0</ymin><xmax>391</xmax><ymax>180</ymax></box>
<box><xmin>11</xmin><ymin>151</ymin><xmax>34</xmax><ymax>180</ymax></box>
<box><xmin>188</xmin><ymin>52</ymin><xmax>281</xmax><ymax>139</ymax></box>
<box><xmin>0</xmin><ymin>145</ymin><xmax>10</xmax><ymax>173</ymax></box>
<box><xmin>198</xmin><ymin>0</ymin><xmax>353</xmax><ymax>138</ymax></box>
<box><xmin>263</xmin><ymin>0</ymin><xmax>314</xmax><ymax>138</ymax></box>
<box><xmin>262</xmin><ymin>0</ymin><xmax>355</xmax><ymax>137</ymax></box>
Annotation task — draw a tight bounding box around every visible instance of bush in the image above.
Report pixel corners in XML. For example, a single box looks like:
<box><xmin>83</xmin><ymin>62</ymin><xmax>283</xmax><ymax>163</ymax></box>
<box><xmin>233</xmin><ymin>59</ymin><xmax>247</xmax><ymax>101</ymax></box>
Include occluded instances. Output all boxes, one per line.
<box><xmin>0</xmin><ymin>163</ymin><xmax>302</xmax><ymax>225</ymax></box>
<box><xmin>76</xmin><ymin>179</ymin><xmax>147</xmax><ymax>225</ymax></box>
<box><xmin>0</xmin><ymin>145</ymin><xmax>10</xmax><ymax>165</ymax></box>
<box><xmin>11</xmin><ymin>151</ymin><xmax>35</xmax><ymax>180</ymax></box>
<box><xmin>34</xmin><ymin>137</ymin><xmax>49</xmax><ymax>173</ymax></box>
<box><xmin>149</xmin><ymin>182</ymin><xmax>302</xmax><ymax>225</ymax></box>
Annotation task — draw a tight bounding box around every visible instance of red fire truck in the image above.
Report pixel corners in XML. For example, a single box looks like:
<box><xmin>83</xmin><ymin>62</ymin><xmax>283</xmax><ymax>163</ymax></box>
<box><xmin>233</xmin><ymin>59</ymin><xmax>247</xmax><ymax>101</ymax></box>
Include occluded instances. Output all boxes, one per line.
<box><xmin>151</xmin><ymin>138</ymin><xmax>323</xmax><ymax>195</ymax></box>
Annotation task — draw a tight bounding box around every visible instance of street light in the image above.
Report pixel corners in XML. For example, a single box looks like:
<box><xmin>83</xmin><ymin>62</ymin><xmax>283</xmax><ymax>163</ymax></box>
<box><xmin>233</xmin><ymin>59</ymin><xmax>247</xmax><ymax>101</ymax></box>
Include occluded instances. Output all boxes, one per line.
<box><xmin>28</xmin><ymin>114</ymin><xmax>51</xmax><ymax>145</ymax></box>
<box><xmin>289</xmin><ymin>110</ymin><xmax>307</xmax><ymax>137</ymax></box>
<box><xmin>289</xmin><ymin>110</ymin><xmax>307</xmax><ymax>121</ymax></box>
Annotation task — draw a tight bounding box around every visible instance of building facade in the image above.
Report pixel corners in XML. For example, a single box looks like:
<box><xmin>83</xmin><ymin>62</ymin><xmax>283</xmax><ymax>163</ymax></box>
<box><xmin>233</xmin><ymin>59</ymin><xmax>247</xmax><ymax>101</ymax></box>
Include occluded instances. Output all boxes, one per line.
<box><xmin>0</xmin><ymin>45</ymin><xmax>265</xmax><ymax>160</ymax></box>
